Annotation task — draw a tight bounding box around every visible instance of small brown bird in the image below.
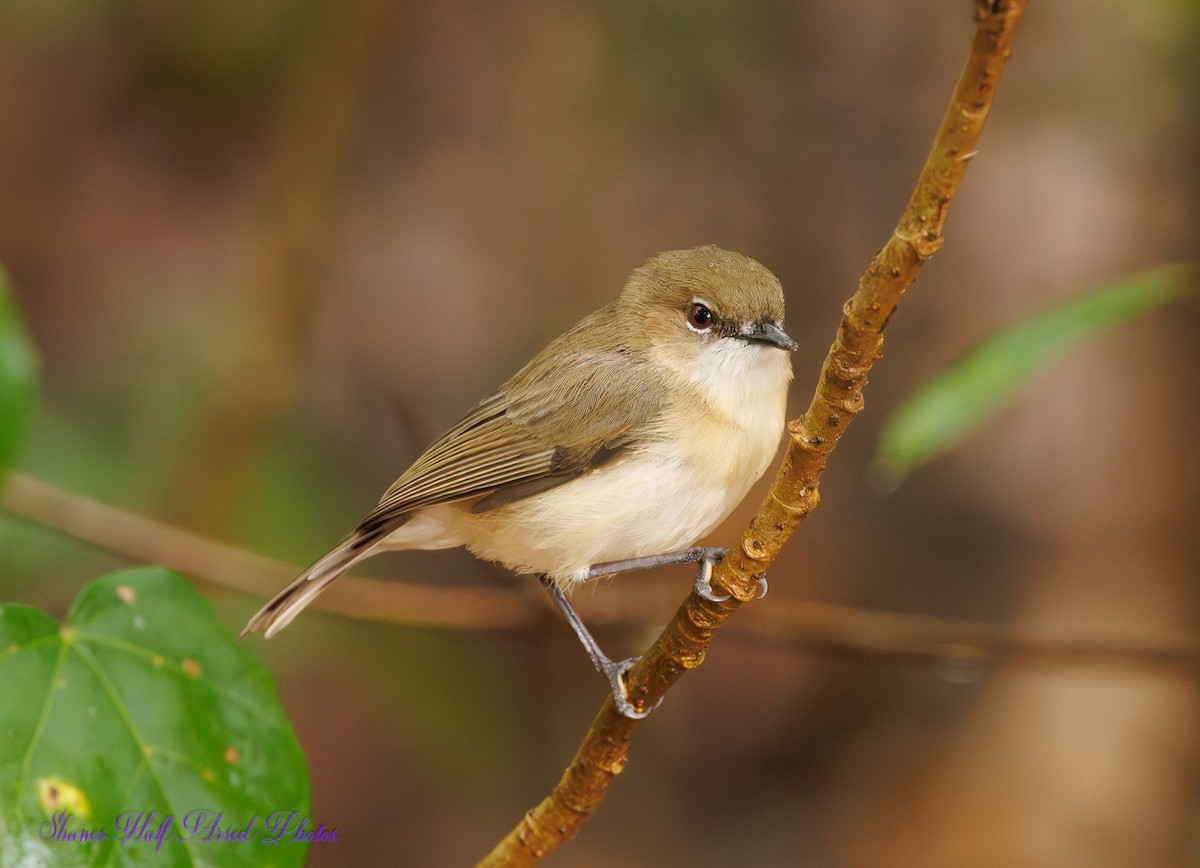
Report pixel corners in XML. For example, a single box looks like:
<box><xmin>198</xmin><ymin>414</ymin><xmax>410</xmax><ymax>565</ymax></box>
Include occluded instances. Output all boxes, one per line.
<box><xmin>243</xmin><ymin>246</ymin><xmax>795</xmax><ymax>717</ymax></box>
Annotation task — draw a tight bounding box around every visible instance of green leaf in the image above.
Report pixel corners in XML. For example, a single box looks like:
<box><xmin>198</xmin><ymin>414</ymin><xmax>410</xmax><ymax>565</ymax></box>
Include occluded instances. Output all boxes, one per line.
<box><xmin>0</xmin><ymin>567</ymin><xmax>314</xmax><ymax>866</ymax></box>
<box><xmin>876</xmin><ymin>264</ymin><xmax>1196</xmax><ymax>481</ymax></box>
<box><xmin>0</xmin><ymin>268</ymin><xmax>39</xmax><ymax>474</ymax></box>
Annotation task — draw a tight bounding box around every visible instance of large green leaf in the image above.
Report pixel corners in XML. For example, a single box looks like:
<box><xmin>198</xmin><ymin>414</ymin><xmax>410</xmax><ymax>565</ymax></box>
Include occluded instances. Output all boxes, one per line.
<box><xmin>0</xmin><ymin>567</ymin><xmax>314</xmax><ymax>866</ymax></box>
<box><xmin>876</xmin><ymin>264</ymin><xmax>1195</xmax><ymax>480</ymax></box>
<box><xmin>0</xmin><ymin>268</ymin><xmax>38</xmax><ymax>473</ymax></box>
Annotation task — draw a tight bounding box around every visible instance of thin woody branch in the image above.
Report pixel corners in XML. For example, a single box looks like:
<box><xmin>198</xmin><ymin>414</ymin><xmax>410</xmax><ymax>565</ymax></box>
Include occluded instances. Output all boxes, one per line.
<box><xmin>8</xmin><ymin>471</ymin><xmax>1199</xmax><ymax>679</ymax></box>
<box><xmin>480</xmin><ymin>2</ymin><xmax>1028</xmax><ymax>864</ymax></box>
<box><xmin>9</xmin><ymin>473</ymin><xmax>1200</xmax><ymax>681</ymax></box>
<box><xmin>753</xmin><ymin>601</ymin><xmax>1200</xmax><ymax>679</ymax></box>
<box><xmin>2</xmin><ymin>471</ymin><xmax>532</xmax><ymax>632</ymax></box>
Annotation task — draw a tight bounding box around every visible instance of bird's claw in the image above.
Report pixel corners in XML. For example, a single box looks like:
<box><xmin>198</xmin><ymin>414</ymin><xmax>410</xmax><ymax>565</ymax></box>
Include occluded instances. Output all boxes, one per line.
<box><xmin>603</xmin><ymin>656</ymin><xmax>658</xmax><ymax>720</ymax></box>
<box><xmin>693</xmin><ymin>549</ymin><xmax>768</xmax><ymax>602</ymax></box>
<box><xmin>693</xmin><ymin>555</ymin><xmax>730</xmax><ymax>602</ymax></box>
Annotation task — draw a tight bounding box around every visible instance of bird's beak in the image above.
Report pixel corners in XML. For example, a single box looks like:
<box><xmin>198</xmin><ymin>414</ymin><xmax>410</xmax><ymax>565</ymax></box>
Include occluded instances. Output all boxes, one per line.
<box><xmin>739</xmin><ymin>321</ymin><xmax>798</xmax><ymax>352</ymax></box>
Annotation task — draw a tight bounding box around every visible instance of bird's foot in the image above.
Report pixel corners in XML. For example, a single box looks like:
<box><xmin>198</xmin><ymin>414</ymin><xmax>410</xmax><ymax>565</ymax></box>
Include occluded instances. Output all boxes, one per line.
<box><xmin>601</xmin><ymin>656</ymin><xmax>658</xmax><ymax>720</ymax></box>
<box><xmin>692</xmin><ymin>549</ymin><xmax>767</xmax><ymax>602</ymax></box>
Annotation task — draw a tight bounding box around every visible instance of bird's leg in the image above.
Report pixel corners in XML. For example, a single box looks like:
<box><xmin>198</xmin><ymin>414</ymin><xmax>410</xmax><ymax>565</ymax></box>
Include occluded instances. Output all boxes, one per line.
<box><xmin>541</xmin><ymin>547</ymin><xmax>767</xmax><ymax>719</ymax></box>
<box><xmin>586</xmin><ymin>545</ymin><xmax>729</xmax><ymax>579</ymax></box>
<box><xmin>588</xmin><ymin>545</ymin><xmax>767</xmax><ymax>602</ymax></box>
<box><xmin>540</xmin><ymin>576</ymin><xmax>653</xmax><ymax>719</ymax></box>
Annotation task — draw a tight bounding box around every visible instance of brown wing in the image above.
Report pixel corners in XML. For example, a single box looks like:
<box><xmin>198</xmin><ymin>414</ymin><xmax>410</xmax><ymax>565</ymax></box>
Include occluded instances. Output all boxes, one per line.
<box><xmin>242</xmin><ymin>311</ymin><xmax>663</xmax><ymax>640</ymax></box>
<box><xmin>241</xmin><ymin>356</ymin><xmax>656</xmax><ymax>640</ymax></box>
<box><xmin>356</xmin><ymin>339</ymin><xmax>665</xmax><ymax>538</ymax></box>
<box><xmin>356</xmin><ymin>394</ymin><xmax>557</xmax><ymax>534</ymax></box>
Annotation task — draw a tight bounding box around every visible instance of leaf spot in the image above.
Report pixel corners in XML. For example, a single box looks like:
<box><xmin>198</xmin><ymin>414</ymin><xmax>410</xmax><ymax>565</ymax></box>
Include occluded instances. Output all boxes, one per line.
<box><xmin>38</xmin><ymin>777</ymin><xmax>91</xmax><ymax>818</ymax></box>
<box><xmin>116</xmin><ymin>585</ymin><xmax>136</xmax><ymax>605</ymax></box>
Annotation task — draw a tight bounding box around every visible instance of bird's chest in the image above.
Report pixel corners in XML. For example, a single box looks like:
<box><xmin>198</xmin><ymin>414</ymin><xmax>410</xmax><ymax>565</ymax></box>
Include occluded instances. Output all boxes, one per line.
<box><xmin>667</xmin><ymin>340</ymin><xmax>791</xmax><ymax>493</ymax></box>
<box><xmin>658</xmin><ymin>378</ymin><xmax>785</xmax><ymax>521</ymax></box>
<box><xmin>575</xmin><ymin>351</ymin><xmax>789</xmax><ymax>562</ymax></box>
<box><xmin>460</xmin><ymin>344</ymin><xmax>790</xmax><ymax>581</ymax></box>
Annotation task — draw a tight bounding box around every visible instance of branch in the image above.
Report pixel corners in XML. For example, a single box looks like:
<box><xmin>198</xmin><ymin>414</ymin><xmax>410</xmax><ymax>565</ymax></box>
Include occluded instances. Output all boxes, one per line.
<box><xmin>10</xmin><ymin>471</ymin><xmax>1200</xmax><ymax>683</ymax></box>
<box><xmin>751</xmin><ymin>601</ymin><xmax>1200</xmax><ymax>678</ymax></box>
<box><xmin>8</xmin><ymin>471</ymin><xmax>1200</xmax><ymax>681</ymax></box>
<box><xmin>2</xmin><ymin>472</ymin><xmax>532</xmax><ymax>632</ymax></box>
<box><xmin>479</xmin><ymin>2</ymin><xmax>1029</xmax><ymax>864</ymax></box>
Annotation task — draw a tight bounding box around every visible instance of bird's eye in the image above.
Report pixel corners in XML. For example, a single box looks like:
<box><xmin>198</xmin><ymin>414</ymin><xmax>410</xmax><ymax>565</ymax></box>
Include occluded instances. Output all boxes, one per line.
<box><xmin>687</xmin><ymin>303</ymin><xmax>715</xmax><ymax>331</ymax></box>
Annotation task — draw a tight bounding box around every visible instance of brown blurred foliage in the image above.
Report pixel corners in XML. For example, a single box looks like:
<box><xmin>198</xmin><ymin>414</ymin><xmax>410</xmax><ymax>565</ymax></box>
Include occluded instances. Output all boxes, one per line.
<box><xmin>1</xmin><ymin>1</ymin><xmax>1198</xmax><ymax>866</ymax></box>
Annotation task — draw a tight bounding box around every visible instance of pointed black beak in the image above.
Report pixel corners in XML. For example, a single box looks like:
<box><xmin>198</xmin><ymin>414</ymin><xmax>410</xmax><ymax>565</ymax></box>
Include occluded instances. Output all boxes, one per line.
<box><xmin>738</xmin><ymin>321</ymin><xmax>798</xmax><ymax>352</ymax></box>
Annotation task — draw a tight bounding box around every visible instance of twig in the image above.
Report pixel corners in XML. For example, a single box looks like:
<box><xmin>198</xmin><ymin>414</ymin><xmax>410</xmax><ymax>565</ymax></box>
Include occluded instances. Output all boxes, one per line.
<box><xmin>478</xmin><ymin>2</ymin><xmax>1029</xmax><ymax>864</ymax></box>
<box><xmin>2</xmin><ymin>472</ymin><xmax>531</xmax><ymax>631</ymax></box>
<box><xmin>7</xmin><ymin>471</ymin><xmax>1200</xmax><ymax>681</ymax></box>
<box><xmin>750</xmin><ymin>600</ymin><xmax>1200</xmax><ymax>678</ymax></box>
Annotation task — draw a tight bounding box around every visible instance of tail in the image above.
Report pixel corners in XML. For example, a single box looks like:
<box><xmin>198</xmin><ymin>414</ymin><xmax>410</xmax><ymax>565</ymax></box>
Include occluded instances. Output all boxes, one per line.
<box><xmin>240</xmin><ymin>531</ymin><xmax>382</xmax><ymax>639</ymax></box>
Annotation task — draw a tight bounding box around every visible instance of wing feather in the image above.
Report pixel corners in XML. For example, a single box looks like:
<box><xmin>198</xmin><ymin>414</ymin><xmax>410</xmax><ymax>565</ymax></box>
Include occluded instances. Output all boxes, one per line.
<box><xmin>244</xmin><ymin>308</ymin><xmax>670</xmax><ymax>639</ymax></box>
<box><xmin>356</xmin><ymin>336</ymin><xmax>667</xmax><ymax>537</ymax></box>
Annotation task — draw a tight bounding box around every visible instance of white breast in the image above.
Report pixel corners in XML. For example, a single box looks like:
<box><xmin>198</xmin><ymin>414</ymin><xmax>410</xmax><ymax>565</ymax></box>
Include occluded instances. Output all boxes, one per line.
<box><xmin>436</xmin><ymin>339</ymin><xmax>793</xmax><ymax>584</ymax></box>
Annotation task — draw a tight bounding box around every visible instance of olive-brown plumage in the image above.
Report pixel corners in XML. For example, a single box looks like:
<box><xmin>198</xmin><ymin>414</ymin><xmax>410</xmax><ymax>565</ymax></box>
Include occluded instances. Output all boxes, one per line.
<box><xmin>243</xmin><ymin>245</ymin><xmax>794</xmax><ymax>640</ymax></box>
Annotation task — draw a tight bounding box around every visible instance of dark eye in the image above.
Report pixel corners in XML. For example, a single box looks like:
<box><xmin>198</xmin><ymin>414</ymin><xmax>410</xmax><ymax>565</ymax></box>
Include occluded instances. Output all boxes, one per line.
<box><xmin>687</xmin><ymin>303</ymin><xmax>715</xmax><ymax>331</ymax></box>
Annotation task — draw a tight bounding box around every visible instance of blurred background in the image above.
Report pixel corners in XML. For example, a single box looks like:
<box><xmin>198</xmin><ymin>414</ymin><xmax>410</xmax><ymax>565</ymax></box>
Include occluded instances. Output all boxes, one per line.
<box><xmin>2</xmin><ymin>0</ymin><xmax>1198</xmax><ymax>865</ymax></box>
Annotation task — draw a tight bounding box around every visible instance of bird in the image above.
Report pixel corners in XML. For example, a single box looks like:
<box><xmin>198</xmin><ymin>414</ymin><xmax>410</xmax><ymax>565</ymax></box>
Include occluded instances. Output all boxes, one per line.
<box><xmin>242</xmin><ymin>245</ymin><xmax>795</xmax><ymax>717</ymax></box>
